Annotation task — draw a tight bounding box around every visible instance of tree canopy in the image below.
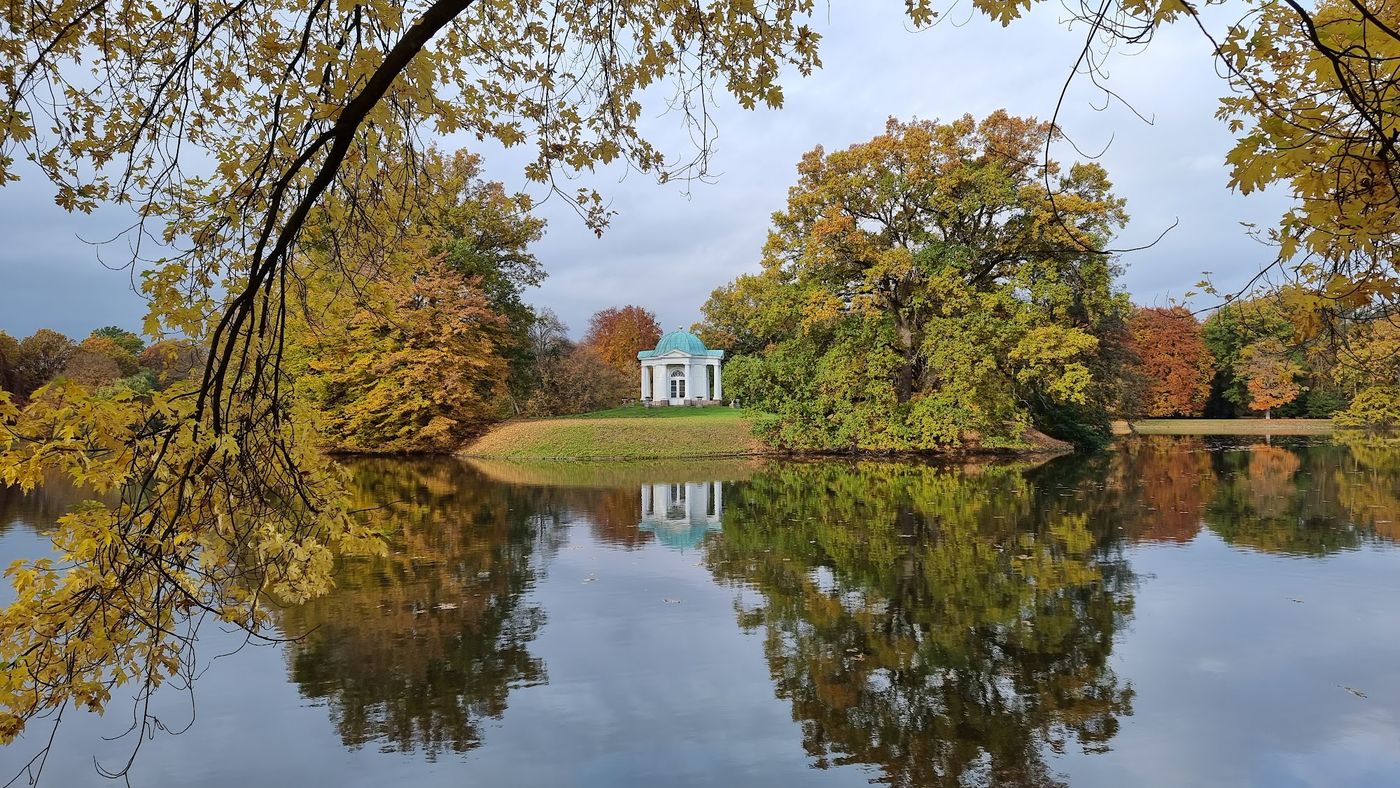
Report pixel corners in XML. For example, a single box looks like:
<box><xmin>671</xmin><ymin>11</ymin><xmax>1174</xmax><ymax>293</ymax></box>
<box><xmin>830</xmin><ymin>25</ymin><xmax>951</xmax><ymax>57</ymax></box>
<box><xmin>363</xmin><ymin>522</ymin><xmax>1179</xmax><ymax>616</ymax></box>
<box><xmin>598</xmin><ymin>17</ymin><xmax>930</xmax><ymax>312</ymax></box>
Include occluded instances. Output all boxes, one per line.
<box><xmin>1125</xmin><ymin>306</ymin><xmax>1214</xmax><ymax>417</ymax></box>
<box><xmin>583</xmin><ymin>305</ymin><xmax>663</xmax><ymax>378</ymax></box>
<box><xmin>704</xmin><ymin>113</ymin><xmax>1131</xmax><ymax>450</ymax></box>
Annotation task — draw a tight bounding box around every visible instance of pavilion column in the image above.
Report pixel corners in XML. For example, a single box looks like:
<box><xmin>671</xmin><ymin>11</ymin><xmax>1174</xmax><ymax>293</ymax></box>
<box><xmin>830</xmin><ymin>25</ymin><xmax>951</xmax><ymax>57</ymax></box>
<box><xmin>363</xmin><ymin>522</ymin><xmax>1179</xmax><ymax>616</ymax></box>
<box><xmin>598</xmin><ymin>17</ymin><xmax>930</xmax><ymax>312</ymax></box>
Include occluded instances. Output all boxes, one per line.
<box><xmin>640</xmin><ymin>363</ymin><xmax>649</xmax><ymax>400</ymax></box>
<box><xmin>684</xmin><ymin>364</ymin><xmax>692</xmax><ymax>404</ymax></box>
<box><xmin>713</xmin><ymin>361</ymin><xmax>722</xmax><ymax>401</ymax></box>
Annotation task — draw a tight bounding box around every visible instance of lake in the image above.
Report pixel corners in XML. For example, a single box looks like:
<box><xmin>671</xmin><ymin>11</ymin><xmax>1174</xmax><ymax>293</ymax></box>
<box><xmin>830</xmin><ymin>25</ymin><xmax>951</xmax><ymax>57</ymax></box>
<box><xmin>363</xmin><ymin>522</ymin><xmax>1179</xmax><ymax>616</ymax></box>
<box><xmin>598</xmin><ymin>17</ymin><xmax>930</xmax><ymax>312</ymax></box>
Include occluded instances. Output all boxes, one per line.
<box><xmin>0</xmin><ymin>435</ymin><xmax>1397</xmax><ymax>787</ymax></box>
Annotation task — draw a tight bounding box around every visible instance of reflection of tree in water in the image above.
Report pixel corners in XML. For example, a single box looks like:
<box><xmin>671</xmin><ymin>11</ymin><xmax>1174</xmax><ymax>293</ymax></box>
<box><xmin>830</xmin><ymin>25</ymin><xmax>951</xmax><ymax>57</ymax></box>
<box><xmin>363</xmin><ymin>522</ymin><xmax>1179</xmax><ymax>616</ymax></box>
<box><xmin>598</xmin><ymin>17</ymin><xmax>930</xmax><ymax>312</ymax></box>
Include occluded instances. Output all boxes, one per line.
<box><xmin>0</xmin><ymin>470</ymin><xmax>99</xmax><ymax>535</ymax></box>
<box><xmin>1102</xmin><ymin>436</ymin><xmax>1400</xmax><ymax>555</ymax></box>
<box><xmin>1203</xmin><ymin>440</ymin><xmax>1367</xmax><ymax>555</ymax></box>
<box><xmin>563</xmin><ymin>486</ymin><xmax>652</xmax><ymax>549</ymax></box>
<box><xmin>1115</xmin><ymin>437</ymin><xmax>1216</xmax><ymax>544</ymax></box>
<box><xmin>277</xmin><ymin>459</ymin><xmax>560</xmax><ymax>759</ymax></box>
<box><xmin>1332</xmin><ymin>437</ymin><xmax>1400</xmax><ymax>542</ymax></box>
<box><xmin>705</xmin><ymin>460</ymin><xmax>1136</xmax><ymax>788</ymax></box>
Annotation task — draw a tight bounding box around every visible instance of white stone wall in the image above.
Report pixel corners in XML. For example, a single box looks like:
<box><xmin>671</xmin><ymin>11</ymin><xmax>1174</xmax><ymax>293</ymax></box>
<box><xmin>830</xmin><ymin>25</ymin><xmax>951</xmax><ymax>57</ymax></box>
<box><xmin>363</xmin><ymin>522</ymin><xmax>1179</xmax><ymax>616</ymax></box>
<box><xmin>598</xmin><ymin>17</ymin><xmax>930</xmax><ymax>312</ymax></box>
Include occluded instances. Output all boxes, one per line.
<box><xmin>640</xmin><ymin>356</ymin><xmax>723</xmax><ymax>403</ymax></box>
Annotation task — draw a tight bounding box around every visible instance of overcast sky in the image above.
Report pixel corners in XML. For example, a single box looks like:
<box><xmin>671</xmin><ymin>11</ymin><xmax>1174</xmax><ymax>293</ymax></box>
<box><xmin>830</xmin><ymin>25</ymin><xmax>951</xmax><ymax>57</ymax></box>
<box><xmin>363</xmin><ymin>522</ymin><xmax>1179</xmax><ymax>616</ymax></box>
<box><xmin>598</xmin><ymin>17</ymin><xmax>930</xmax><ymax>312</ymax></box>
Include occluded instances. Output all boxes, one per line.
<box><xmin>0</xmin><ymin>3</ymin><xmax>1289</xmax><ymax>341</ymax></box>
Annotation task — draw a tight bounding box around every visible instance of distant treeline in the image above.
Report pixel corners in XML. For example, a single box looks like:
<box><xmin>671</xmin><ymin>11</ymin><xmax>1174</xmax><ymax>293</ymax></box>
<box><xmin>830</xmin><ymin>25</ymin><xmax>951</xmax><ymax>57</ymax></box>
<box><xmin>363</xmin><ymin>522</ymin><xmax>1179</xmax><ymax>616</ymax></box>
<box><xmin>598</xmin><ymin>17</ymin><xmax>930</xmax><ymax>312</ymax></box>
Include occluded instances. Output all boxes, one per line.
<box><xmin>0</xmin><ymin>326</ymin><xmax>204</xmax><ymax>400</ymax></box>
<box><xmin>1119</xmin><ymin>298</ymin><xmax>1399</xmax><ymax>425</ymax></box>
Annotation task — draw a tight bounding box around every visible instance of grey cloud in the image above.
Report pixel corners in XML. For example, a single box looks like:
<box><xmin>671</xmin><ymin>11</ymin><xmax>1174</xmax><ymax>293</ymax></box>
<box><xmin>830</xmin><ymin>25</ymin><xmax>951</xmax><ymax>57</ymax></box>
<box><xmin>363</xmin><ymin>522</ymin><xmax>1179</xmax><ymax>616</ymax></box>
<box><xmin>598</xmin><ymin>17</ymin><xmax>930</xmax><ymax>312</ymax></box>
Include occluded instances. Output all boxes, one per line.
<box><xmin>0</xmin><ymin>4</ymin><xmax>1290</xmax><ymax>341</ymax></box>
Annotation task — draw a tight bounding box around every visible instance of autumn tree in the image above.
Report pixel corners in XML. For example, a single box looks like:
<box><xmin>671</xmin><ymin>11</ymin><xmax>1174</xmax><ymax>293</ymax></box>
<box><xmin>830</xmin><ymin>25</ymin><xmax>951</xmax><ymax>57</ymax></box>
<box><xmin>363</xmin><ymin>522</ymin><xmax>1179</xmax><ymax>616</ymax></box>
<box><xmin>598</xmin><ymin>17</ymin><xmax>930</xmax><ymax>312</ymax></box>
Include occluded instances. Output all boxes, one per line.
<box><xmin>694</xmin><ymin>272</ymin><xmax>799</xmax><ymax>356</ymax></box>
<box><xmin>904</xmin><ymin>0</ymin><xmax>1400</xmax><ymax>333</ymax></box>
<box><xmin>88</xmin><ymin>327</ymin><xmax>145</xmax><ymax>359</ymax></box>
<box><xmin>292</xmin><ymin>259</ymin><xmax>510</xmax><ymax>454</ymax></box>
<box><xmin>706</xmin><ymin>113</ymin><xmax>1131</xmax><ymax>450</ymax></box>
<box><xmin>0</xmin><ymin>332</ymin><xmax>19</xmax><ymax>395</ymax></box>
<box><xmin>1212</xmin><ymin>0</ymin><xmax>1400</xmax><ymax>324</ymax></box>
<box><xmin>58</xmin><ymin>349</ymin><xmax>122</xmax><ymax>388</ymax></box>
<box><xmin>138</xmin><ymin>340</ymin><xmax>207</xmax><ymax>388</ymax></box>
<box><xmin>77</xmin><ymin>336</ymin><xmax>140</xmax><ymax>377</ymax></box>
<box><xmin>0</xmin><ymin>2</ymin><xmax>839</xmax><ymax>760</ymax></box>
<box><xmin>12</xmin><ymin>329</ymin><xmax>75</xmax><ymax>398</ymax></box>
<box><xmin>1126</xmin><ymin>306</ymin><xmax>1214</xmax><ymax>417</ymax></box>
<box><xmin>527</xmin><ymin>346</ymin><xmax>632</xmax><ymax>416</ymax></box>
<box><xmin>1335</xmin><ymin>318</ymin><xmax>1400</xmax><ymax>390</ymax></box>
<box><xmin>1238</xmin><ymin>338</ymin><xmax>1304</xmax><ymax>418</ymax></box>
<box><xmin>410</xmin><ymin>149</ymin><xmax>547</xmax><ymax>412</ymax></box>
<box><xmin>1202</xmin><ymin>298</ymin><xmax>1297</xmax><ymax>416</ymax></box>
<box><xmin>582</xmin><ymin>305</ymin><xmax>663</xmax><ymax>377</ymax></box>
<box><xmin>1334</xmin><ymin>318</ymin><xmax>1400</xmax><ymax>432</ymax></box>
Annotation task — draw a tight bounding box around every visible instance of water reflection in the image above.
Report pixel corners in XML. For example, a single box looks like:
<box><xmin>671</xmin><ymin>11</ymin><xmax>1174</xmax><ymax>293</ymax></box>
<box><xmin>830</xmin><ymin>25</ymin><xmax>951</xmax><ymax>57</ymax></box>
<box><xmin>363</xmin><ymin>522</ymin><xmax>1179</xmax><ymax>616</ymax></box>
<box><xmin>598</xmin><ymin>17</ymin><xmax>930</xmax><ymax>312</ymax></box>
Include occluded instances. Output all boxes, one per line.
<box><xmin>0</xmin><ymin>470</ymin><xmax>97</xmax><ymax>535</ymax></box>
<box><xmin>3</xmin><ymin>438</ymin><xmax>1397</xmax><ymax>786</ymax></box>
<box><xmin>275</xmin><ymin>459</ymin><xmax>557</xmax><ymax>758</ymax></box>
<box><xmin>704</xmin><ymin>460</ymin><xmax>1135</xmax><ymax>787</ymax></box>
<box><xmin>640</xmin><ymin>481</ymin><xmax>724</xmax><ymax>550</ymax></box>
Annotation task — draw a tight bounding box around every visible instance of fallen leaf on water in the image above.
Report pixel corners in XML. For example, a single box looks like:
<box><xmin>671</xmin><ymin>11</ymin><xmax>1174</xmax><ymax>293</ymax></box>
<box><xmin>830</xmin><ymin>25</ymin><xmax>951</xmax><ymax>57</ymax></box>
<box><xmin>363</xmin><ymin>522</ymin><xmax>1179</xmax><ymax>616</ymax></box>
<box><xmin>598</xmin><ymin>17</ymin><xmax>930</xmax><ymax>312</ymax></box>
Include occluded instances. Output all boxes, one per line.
<box><xmin>663</xmin><ymin>598</ymin><xmax>682</xmax><ymax>604</ymax></box>
<box><xmin>1343</xmin><ymin>686</ymin><xmax>1368</xmax><ymax>699</ymax></box>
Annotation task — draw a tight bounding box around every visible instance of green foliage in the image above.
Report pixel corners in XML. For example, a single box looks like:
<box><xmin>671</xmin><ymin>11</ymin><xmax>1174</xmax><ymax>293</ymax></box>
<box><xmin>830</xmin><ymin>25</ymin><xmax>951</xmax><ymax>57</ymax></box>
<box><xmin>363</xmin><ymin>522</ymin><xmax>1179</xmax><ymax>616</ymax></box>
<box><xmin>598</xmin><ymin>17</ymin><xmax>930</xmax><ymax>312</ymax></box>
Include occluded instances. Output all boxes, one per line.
<box><xmin>110</xmin><ymin>371</ymin><xmax>158</xmax><ymax>397</ymax></box>
<box><xmin>706</xmin><ymin>459</ymin><xmax>1135</xmax><ymax>784</ymax></box>
<box><xmin>88</xmin><ymin>327</ymin><xmax>145</xmax><ymax>358</ymax></box>
<box><xmin>710</xmin><ymin>114</ymin><xmax>1130</xmax><ymax>451</ymax></box>
<box><xmin>1302</xmin><ymin>384</ymin><xmax>1349</xmax><ymax>418</ymax></box>
<box><xmin>1335</xmin><ymin>386</ymin><xmax>1400</xmax><ymax>433</ymax></box>
<box><xmin>1202</xmin><ymin>299</ymin><xmax>1295</xmax><ymax>415</ymax></box>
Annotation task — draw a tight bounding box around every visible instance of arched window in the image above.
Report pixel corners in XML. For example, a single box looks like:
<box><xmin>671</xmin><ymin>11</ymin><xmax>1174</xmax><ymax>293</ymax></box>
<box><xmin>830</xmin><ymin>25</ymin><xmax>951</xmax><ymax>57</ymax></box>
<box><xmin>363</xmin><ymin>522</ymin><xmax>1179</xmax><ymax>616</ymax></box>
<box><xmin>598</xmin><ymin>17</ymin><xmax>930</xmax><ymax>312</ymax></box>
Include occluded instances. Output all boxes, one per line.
<box><xmin>669</xmin><ymin>368</ymin><xmax>686</xmax><ymax>399</ymax></box>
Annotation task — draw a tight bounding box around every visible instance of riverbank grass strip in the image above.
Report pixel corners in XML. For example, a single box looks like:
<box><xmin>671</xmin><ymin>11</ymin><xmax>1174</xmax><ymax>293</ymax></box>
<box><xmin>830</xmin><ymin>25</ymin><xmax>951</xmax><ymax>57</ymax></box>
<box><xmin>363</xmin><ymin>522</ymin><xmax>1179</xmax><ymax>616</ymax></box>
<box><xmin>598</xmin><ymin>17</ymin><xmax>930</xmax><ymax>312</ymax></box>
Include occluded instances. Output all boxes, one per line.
<box><xmin>463</xmin><ymin>408</ymin><xmax>764</xmax><ymax>459</ymax></box>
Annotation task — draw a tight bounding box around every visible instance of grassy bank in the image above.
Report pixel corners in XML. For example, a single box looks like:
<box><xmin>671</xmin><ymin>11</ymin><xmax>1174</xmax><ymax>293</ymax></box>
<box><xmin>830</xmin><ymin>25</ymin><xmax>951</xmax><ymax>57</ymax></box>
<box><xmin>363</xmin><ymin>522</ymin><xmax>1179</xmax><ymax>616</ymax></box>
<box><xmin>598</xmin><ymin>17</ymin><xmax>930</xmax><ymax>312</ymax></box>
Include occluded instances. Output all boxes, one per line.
<box><xmin>1113</xmin><ymin>418</ymin><xmax>1334</xmax><ymax>436</ymax></box>
<box><xmin>462</xmin><ymin>407</ymin><xmax>765</xmax><ymax>460</ymax></box>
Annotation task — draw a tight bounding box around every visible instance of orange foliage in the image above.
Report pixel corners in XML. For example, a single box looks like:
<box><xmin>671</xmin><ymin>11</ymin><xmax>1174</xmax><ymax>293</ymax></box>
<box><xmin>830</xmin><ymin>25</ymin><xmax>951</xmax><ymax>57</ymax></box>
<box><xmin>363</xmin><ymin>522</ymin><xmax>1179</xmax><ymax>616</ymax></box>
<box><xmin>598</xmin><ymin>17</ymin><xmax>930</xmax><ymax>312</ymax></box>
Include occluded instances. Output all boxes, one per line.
<box><xmin>582</xmin><ymin>305</ymin><xmax>662</xmax><ymax>376</ymax></box>
<box><xmin>1127</xmin><ymin>306</ymin><xmax>1214</xmax><ymax>417</ymax></box>
<box><xmin>1239</xmin><ymin>338</ymin><xmax>1303</xmax><ymax>417</ymax></box>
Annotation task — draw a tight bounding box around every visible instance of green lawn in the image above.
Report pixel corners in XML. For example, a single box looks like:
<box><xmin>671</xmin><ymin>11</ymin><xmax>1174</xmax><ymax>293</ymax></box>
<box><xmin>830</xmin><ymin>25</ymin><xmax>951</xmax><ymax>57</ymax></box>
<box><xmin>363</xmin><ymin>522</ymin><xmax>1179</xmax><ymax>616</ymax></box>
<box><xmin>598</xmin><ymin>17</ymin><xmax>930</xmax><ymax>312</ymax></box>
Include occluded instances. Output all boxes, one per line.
<box><xmin>1114</xmin><ymin>418</ymin><xmax>1334</xmax><ymax>436</ymax></box>
<box><xmin>463</xmin><ymin>407</ymin><xmax>765</xmax><ymax>459</ymax></box>
<box><xmin>559</xmin><ymin>405</ymin><xmax>745</xmax><ymax>420</ymax></box>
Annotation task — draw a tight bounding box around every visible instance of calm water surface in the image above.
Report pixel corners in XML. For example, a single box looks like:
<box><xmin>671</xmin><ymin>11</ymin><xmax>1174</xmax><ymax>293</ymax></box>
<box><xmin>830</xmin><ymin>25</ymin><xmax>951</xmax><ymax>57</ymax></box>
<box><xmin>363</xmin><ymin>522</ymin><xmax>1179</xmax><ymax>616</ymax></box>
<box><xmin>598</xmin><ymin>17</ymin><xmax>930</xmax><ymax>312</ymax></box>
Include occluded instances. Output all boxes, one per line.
<box><xmin>1</xmin><ymin>436</ymin><xmax>1398</xmax><ymax>787</ymax></box>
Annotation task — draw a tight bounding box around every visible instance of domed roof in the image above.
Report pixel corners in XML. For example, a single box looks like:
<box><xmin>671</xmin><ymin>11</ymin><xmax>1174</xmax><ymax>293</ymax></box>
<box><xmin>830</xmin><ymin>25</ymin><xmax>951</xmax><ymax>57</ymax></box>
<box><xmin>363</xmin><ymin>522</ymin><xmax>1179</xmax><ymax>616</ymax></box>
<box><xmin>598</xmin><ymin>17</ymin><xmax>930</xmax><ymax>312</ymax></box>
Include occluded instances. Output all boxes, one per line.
<box><xmin>653</xmin><ymin>329</ymin><xmax>707</xmax><ymax>355</ymax></box>
<box><xmin>636</xmin><ymin>328</ymin><xmax>724</xmax><ymax>360</ymax></box>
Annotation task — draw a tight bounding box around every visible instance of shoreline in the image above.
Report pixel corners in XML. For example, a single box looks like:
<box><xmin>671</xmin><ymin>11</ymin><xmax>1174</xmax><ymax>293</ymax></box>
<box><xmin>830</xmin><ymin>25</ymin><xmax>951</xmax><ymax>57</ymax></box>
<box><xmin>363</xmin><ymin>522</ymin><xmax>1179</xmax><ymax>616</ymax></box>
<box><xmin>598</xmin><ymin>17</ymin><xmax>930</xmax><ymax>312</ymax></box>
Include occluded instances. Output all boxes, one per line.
<box><xmin>459</xmin><ymin>408</ymin><xmax>1075</xmax><ymax>462</ymax></box>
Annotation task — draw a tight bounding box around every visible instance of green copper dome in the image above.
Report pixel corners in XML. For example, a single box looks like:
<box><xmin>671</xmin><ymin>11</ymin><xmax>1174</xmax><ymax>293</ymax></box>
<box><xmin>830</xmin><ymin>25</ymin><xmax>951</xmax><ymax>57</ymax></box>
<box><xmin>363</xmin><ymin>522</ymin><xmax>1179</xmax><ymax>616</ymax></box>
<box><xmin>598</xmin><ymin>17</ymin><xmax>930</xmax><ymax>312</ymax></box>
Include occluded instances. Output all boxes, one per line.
<box><xmin>655</xmin><ymin>330</ymin><xmax>706</xmax><ymax>355</ymax></box>
<box><xmin>637</xmin><ymin>330</ymin><xmax>724</xmax><ymax>359</ymax></box>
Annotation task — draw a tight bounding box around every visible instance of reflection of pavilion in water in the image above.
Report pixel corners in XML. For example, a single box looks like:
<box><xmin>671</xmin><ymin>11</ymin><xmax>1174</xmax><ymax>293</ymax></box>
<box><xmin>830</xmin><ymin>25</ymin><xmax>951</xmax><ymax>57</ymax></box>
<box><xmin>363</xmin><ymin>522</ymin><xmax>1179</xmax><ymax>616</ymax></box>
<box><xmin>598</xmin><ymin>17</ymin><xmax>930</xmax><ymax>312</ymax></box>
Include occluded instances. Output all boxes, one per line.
<box><xmin>639</xmin><ymin>482</ymin><xmax>723</xmax><ymax>550</ymax></box>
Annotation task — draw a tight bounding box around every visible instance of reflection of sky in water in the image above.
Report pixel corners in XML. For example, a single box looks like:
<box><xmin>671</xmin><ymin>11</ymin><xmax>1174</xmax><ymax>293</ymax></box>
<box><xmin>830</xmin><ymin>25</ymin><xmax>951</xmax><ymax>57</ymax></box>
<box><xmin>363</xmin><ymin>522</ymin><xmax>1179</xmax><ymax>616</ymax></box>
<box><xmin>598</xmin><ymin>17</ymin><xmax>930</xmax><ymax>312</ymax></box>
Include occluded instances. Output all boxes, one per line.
<box><xmin>0</xmin><ymin>438</ymin><xmax>1397</xmax><ymax>787</ymax></box>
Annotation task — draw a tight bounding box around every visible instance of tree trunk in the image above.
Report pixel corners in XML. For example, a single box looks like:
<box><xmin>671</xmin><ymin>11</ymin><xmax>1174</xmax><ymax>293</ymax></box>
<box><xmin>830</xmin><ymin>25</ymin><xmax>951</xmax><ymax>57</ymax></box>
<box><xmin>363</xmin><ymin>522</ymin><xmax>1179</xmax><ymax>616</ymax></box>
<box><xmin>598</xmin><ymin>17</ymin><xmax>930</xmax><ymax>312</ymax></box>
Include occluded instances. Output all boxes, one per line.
<box><xmin>892</xmin><ymin>307</ymin><xmax>917</xmax><ymax>404</ymax></box>
<box><xmin>1265</xmin><ymin>408</ymin><xmax>1272</xmax><ymax>419</ymax></box>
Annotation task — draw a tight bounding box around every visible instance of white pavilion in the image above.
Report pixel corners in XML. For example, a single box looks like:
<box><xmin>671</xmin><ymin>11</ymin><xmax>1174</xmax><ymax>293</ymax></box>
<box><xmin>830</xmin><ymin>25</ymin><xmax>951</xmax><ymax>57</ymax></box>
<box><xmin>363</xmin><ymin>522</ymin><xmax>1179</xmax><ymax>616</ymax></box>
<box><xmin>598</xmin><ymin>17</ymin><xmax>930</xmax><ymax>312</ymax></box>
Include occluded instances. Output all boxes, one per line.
<box><xmin>637</xmin><ymin>329</ymin><xmax>724</xmax><ymax>406</ymax></box>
